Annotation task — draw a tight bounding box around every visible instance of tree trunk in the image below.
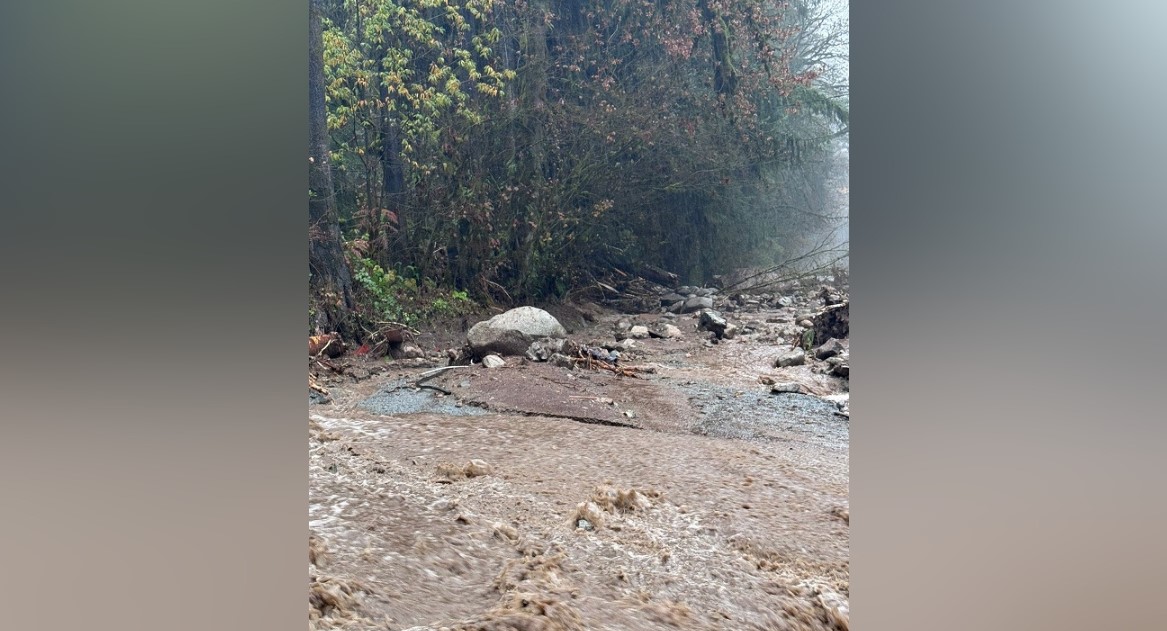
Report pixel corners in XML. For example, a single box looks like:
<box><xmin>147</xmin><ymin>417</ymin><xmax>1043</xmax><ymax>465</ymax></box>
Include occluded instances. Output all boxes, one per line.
<box><xmin>309</xmin><ymin>0</ymin><xmax>355</xmax><ymax>335</ymax></box>
<box><xmin>379</xmin><ymin>74</ymin><xmax>406</xmax><ymax>243</ymax></box>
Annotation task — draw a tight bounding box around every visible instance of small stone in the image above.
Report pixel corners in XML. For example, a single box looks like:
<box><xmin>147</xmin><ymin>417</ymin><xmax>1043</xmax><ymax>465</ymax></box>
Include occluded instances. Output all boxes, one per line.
<box><xmin>624</xmin><ymin>410</ymin><xmax>636</xmax><ymax>419</ymax></box>
<box><xmin>770</xmin><ymin>382</ymin><xmax>805</xmax><ymax>394</ymax></box>
<box><xmin>629</xmin><ymin>325</ymin><xmax>650</xmax><ymax>339</ymax></box>
<box><xmin>464</xmin><ymin>459</ymin><xmax>493</xmax><ymax>477</ymax></box>
<box><xmin>482</xmin><ymin>355</ymin><xmax>506</xmax><ymax>369</ymax></box>
<box><xmin>550</xmin><ymin>353</ymin><xmax>575</xmax><ymax>369</ymax></box>
<box><xmin>577</xmin><ymin>519</ymin><xmax>594</xmax><ymax>531</ymax></box>
<box><xmin>721</xmin><ymin>323</ymin><xmax>739</xmax><ymax>339</ymax></box>
<box><xmin>758</xmin><ymin>375</ymin><xmax>777</xmax><ymax>385</ymax></box>
<box><xmin>428</xmin><ymin>498</ymin><xmax>453</xmax><ymax>511</ymax></box>
<box><xmin>799</xmin><ymin>319</ymin><xmax>814</xmax><ymax>328</ymax></box>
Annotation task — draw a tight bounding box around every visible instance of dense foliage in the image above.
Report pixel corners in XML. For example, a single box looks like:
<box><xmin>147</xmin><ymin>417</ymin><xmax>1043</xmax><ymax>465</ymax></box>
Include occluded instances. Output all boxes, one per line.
<box><xmin>311</xmin><ymin>0</ymin><xmax>847</xmax><ymax>325</ymax></box>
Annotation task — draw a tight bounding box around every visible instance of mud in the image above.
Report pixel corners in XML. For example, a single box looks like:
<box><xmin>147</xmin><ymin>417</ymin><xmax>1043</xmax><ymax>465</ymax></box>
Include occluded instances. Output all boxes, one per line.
<box><xmin>310</xmin><ymin>297</ymin><xmax>849</xmax><ymax>630</ymax></box>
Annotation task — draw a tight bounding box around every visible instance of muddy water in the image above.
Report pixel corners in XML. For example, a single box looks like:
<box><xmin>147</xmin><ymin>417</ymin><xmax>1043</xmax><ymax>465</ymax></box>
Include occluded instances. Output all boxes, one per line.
<box><xmin>310</xmin><ymin>304</ymin><xmax>849</xmax><ymax>631</ymax></box>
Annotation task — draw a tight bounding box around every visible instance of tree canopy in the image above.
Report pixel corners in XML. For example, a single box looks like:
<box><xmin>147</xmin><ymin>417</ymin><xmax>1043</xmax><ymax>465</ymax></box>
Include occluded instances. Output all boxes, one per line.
<box><xmin>310</xmin><ymin>0</ymin><xmax>848</xmax><ymax>329</ymax></box>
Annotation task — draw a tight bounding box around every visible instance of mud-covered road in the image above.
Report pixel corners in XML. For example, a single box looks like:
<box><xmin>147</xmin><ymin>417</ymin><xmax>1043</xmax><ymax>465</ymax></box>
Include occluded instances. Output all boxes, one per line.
<box><xmin>310</xmin><ymin>296</ymin><xmax>849</xmax><ymax>630</ymax></box>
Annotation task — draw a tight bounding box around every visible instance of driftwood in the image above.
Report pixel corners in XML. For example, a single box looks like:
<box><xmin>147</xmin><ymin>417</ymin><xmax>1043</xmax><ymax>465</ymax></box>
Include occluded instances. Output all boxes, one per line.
<box><xmin>358</xmin><ymin>322</ymin><xmax>419</xmax><ymax>358</ymax></box>
<box><xmin>309</xmin><ymin>373</ymin><xmax>330</xmax><ymax>398</ymax></box>
<box><xmin>635</xmin><ymin>264</ymin><xmax>680</xmax><ymax>288</ymax></box>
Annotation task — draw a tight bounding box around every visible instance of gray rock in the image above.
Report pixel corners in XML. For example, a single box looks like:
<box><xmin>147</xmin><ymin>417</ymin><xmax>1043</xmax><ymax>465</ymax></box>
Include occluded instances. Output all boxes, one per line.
<box><xmin>777</xmin><ymin>296</ymin><xmax>793</xmax><ymax>307</ymax></box>
<box><xmin>650</xmin><ymin>323</ymin><xmax>683</xmax><ymax>339</ymax></box>
<box><xmin>722</xmin><ymin>323</ymin><xmax>739</xmax><ymax>339</ymax></box>
<box><xmin>660</xmin><ymin>293</ymin><xmax>686</xmax><ymax>305</ymax></box>
<box><xmin>525</xmin><ymin>337</ymin><xmax>566</xmax><ymax>361</ymax></box>
<box><xmin>826</xmin><ymin>354</ymin><xmax>849</xmax><ymax>378</ymax></box>
<box><xmin>695</xmin><ymin>287</ymin><xmax>714</xmax><ymax>297</ymax></box>
<box><xmin>549</xmin><ymin>353</ymin><xmax>576</xmax><ymax>369</ymax></box>
<box><xmin>799</xmin><ymin>319</ymin><xmax>814</xmax><ymax>328</ymax></box>
<box><xmin>679</xmin><ymin>296</ymin><xmax>714</xmax><ymax>313</ymax></box>
<box><xmin>482</xmin><ymin>354</ymin><xmax>506</xmax><ymax>368</ymax></box>
<box><xmin>775</xmin><ymin>348</ymin><xmax>806</xmax><ymax>367</ymax></box>
<box><xmin>629</xmin><ymin>325</ymin><xmax>650</xmax><ymax>339</ymax></box>
<box><xmin>678</xmin><ymin>285</ymin><xmax>695</xmax><ymax>295</ymax></box>
<box><xmin>698</xmin><ymin>309</ymin><xmax>727</xmax><ymax>332</ymax></box>
<box><xmin>467</xmin><ymin>306</ymin><xmax>567</xmax><ymax>357</ymax></box>
<box><xmin>576</xmin><ymin>519</ymin><xmax>594</xmax><ymax>531</ymax></box>
<box><xmin>814</xmin><ymin>338</ymin><xmax>846</xmax><ymax>360</ymax></box>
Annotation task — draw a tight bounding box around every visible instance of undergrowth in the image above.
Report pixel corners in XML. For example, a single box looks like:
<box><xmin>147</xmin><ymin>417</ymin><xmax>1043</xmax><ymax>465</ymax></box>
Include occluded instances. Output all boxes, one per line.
<box><xmin>350</xmin><ymin>255</ymin><xmax>476</xmax><ymax>328</ymax></box>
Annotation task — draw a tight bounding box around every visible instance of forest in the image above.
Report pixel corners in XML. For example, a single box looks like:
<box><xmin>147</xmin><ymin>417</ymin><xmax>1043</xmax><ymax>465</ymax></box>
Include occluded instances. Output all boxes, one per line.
<box><xmin>309</xmin><ymin>0</ymin><xmax>848</xmax><ymax>338</ymax></box>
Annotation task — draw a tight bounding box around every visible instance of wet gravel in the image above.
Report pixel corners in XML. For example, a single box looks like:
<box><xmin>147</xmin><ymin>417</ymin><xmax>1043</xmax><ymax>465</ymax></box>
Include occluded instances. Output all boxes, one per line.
<box><xmin>680</xmin><ymin>381</ymin><xmax>848</xmax><ymax>446</ymax></box>
<box><xmin>358</xmin><ymin>379</ymin><xmax>488</xmax><ymax>416</ymax></box>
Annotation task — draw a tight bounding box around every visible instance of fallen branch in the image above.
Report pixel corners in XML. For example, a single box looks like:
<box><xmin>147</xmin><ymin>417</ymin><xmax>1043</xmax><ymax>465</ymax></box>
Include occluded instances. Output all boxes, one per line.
<box><xmin>413</xmin><ymin>365</ymin><xmax>468</xmax><ymax>385</ymax></box>
<box><xmin>309</xmin><ymin>373</ymin><xmax>330</xmax><ymax>397</ymax></box>
<box><xmin>417</xmin><ymin>383</ymin><xmax>453</xmax><ymax>396</ymax></box>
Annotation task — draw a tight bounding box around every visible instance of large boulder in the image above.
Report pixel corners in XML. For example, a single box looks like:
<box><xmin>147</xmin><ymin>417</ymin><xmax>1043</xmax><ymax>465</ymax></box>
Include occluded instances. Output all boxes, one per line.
<box><xmin>467</xmin><ymin>307</ymin><xmax>568</xmax><ymax>357</ymax></box>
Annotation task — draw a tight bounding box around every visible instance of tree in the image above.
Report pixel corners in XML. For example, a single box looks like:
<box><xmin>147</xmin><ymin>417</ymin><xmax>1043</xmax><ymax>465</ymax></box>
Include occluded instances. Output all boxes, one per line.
<box><xmin>309</xmin><ymin>0</ymin><xmax>355</xmax><ymax>335</ymax></box>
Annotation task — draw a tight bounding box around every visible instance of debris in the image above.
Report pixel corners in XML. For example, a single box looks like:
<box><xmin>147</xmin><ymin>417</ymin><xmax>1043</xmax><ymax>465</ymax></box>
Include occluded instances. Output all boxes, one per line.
<box><xmin>526</xmin><ymin>337</ymin><xmax>566</xmax><ymax>361</ymax></box>
<box><xmin>812</xmin><ymin>301</ymin><xmax>849</xmax><ymax>346</ymax></box>
<box><xmin>389</xmin><ymin>342</ymin><xmax>425</xmax><ymax>360</ymax></box>
<box><xmin>309</xmin><ymin>333</ymin><xmax>345</xmax><ymax>358</ymax></box>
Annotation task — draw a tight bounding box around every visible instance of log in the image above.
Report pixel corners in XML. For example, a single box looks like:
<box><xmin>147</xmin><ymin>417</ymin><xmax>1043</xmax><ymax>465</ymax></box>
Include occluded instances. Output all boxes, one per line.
<box><xmin>637</xmin><ymin>264</ymin><xmax>680</xmax><ymax>288</ymax></box>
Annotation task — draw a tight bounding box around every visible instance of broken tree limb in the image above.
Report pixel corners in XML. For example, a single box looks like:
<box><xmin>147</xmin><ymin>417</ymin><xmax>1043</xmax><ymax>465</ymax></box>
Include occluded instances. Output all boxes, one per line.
<box><xmin>412</xmin><ymin>365</ymin><xmax>468</xmax><ymax>386</ymax></box>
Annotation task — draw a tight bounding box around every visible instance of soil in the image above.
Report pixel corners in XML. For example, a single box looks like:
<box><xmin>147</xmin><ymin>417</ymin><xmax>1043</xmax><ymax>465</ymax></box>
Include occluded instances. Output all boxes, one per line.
<box><xmin>309</xmin><ymin>296</ymin><xmax>849</xmax><ymax>630</ymax></box>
